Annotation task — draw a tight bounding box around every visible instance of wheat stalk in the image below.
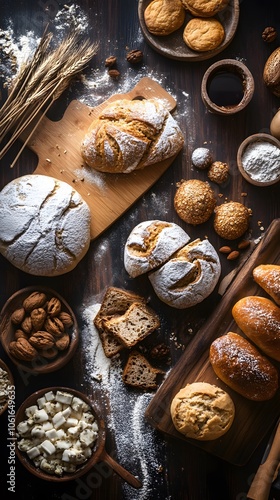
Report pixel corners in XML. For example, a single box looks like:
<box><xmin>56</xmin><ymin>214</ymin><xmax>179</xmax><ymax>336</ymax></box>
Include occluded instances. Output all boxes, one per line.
<box><xmin>0</xmin><ymin>26</ymin><xmax>98</xmax><ymax>162</ymax></box>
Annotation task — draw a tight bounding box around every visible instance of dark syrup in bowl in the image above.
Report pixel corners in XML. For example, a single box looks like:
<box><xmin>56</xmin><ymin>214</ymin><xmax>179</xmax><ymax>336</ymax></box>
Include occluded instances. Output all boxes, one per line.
<box><xmin>207</xmin><ymin>71</ymin><xmax>244</xmax><ymax>107</ymax></box>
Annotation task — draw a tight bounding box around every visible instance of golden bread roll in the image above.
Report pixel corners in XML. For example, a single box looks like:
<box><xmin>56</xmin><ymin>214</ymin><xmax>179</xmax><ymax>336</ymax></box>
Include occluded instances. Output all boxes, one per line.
<box><xmin>232</xmin><ymin>296</ymin><xmax>280</xmax><ymax>361</ymax></box>
<box><xmin>253</xmin><ymin>264</ymin><xmax>280</xmax><ymax>306</ymax></box>
<box><xmin>183</xmin><ymin>18</ymin><xmax>225</xmax><ymax>52</ymax></box>
<box><xmin>181</xmin><ymin>0</ymin><xmax>229</xmax><ymax>17</ymax></box>
<box><xmin>144</xmin><ymin>0</ymin><xmax>185</xmax><ymax>36</ymax></box>
<box><xmin>170</xmin><ymin>382</ymin><xmax>235</xmax><ymax>440</ymax></box>
<box><xmin>209</xmin><ymin>332</ymin><xmax>279</xmax><ymax>401</ymax></box>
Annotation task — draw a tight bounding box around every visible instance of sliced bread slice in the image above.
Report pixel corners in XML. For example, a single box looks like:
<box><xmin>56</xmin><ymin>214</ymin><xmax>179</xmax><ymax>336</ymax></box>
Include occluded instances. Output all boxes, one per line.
<box><xmin>103</xmin><ymin>302</ymin><xmax>160</xmax><ymax>348</ymax></box>
<box><xmin>94</xmin><ymin>286</ymin><xmax>146</xmax><ymax>331</ymax></box>
<box><xmin>98</xmin><ymin>329</ymin><xmax>124</xmax><ymax>358</ymax></box>
<box><xmin>122</xmin><ymin>351</ymin><xmax>164</xmax><ymax>390</ymax></box>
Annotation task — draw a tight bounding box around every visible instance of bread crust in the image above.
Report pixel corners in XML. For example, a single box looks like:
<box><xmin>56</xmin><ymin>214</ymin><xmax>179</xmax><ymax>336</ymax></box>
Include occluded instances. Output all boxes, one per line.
<box><xmin>210</xmin><ymin>332</ymin><xmax>279</xmax><ymax>401</ymax></box>
<box><xmin>170</xmin><ymin>382</ymin><xmax>235</xmax><ymax>440</ymax></box>
<box><xmin>232</xmin><ymin>296</ymin><xmax>280</xmax><ymax>361</ymax></box>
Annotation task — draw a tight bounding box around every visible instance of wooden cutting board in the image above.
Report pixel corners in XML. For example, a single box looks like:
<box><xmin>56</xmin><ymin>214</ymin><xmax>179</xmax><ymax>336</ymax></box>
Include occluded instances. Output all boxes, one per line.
<box><xmin>24</xmin><ymin>77</ymin><xmax>178</xmax><ymax>240</ymax></box>
<box><xmin>145</xmin><ymin>218</ymin><xmax>280</xmax><ymax>466</ymax></box>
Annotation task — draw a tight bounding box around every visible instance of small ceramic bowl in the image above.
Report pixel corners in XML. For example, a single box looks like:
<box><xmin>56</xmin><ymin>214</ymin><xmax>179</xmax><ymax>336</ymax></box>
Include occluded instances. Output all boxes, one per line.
<box><xmin>237</xmin><ymin>133</ymin><xmax>280</xmax><ymax>186</ymax></box>
<box><xmin>201</xmin><ymin>59</ymin><xmax>255</xmax><ymax>115</ymax></box>
<box><xmin>15</xmin><ymin>387</ymin><xmax>141</xmax><ymax>487</ymax></box>
<box><xmin>0</xmin><ymin>358</ymin><xmax>14</xmax><ymax>416</ymax></box>
<box><xmin>0</xmin><ymin>286</ymin><xmax>79</xmax><ymax>374</ymax></box>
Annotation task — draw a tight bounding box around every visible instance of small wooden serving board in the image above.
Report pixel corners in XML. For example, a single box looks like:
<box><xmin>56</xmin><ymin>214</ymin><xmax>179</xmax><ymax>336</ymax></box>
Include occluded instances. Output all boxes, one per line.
<box><xmin>145</xmin><ymin>219</ymin><xmax>280</xmax><ymax>466</ymax></box>
<box><xmin>24</xmin><ymin>77</ymin><xmax>178</xmax><ymax>240</ymax></box>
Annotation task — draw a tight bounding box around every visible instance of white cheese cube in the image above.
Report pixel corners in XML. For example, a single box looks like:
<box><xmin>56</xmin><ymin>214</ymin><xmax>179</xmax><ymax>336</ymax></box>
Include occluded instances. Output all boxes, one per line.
<box><xmin>27</xmin><ymin>446</ymin><xmax>41</xmax><ymax>460</ymax></box>
<box><xmin>52</xmin><ymin>412</ymin><xmax>66</xmax><ymax>429</ymax></box>
<box><xmin>17</xmin><ymin>438</ymin><xmax>34</xmax><ymax>452</ymax></box>
<box><xmin>56</xmin><ymin>429</ymin><xmax>66</xmax><ymax>439</ymax></box>
<box><xmin>45</xmin><ymin>428</ymin><xmax>58</xmax><ymax>440</ymax></box>
<box><xmin>81</xmin><ymin>412</ymin><xmax>94</xmax><ymax>424</ymax></box>
<box><xmin>61</xmin><ymin>449</ymin><xmax>71</xmax><ymax>462</ymax></box>
<box><xmin>61</xmin><ymin>407</ymin><xmax>71</xmax><ymax>419</ymax></box>
<box><xmin>44</xmin><ymin>391</ymin><xmax>55</xmax><ymax>401</ymax></box>
<box><xmin>41</xmin><ymin>439</ymin><xmax>56</xmax><ymax>455</ymax></box>
<box><xmin>56</xmin><ymin>439</ymin><xmax>72</xmax><ymax>450</ymax></box>
<box><xmin>80</xmin><ymin>428</ymin><xmax>96</xmax><ymax>447</ymax></box>
<box><xmin>37</xmin><ymin>396</ymin><xmax>46</xmax><ymax>409</ymax></box>
<box><xmin>55</xmin><ymin>391</ymin><xmax>73</xmax><ymax>405</ymax></box>
<box><xmin>34</xmin><ymin>409</ymin><xmax>49</xmax><ymax>423</ymax></box>
<box><xmin>67</xmin><ymin>425</ymin><xmax>80</xmax><ymax>438</ymax></box>
<box><xmin>17</xmin><ymin>421</ymin><xmax>31</xmax><ymax>435</ymax></box>
<box><xmin>25</xmin><ymin>405</ymin><xmax>38</xmax><ymax>418</ymax></box>
<box><xmin>71</xmin><ymin>397</ymin><xmax>84</xmax><ymax>412</ymax></box>
<box><xmin>31</xmin><ymin>426</ymin><xmax>45</xmax><ymax>438</ymax></box>
<box><xmin>65</xmin><ymin>417</ymin><xmax>79</xmax><ymax>428</ymax></box>
<box><xmin>42</xmin><ymin>421</ymin><xmax>53</xmax><ymax>431</ymax></box>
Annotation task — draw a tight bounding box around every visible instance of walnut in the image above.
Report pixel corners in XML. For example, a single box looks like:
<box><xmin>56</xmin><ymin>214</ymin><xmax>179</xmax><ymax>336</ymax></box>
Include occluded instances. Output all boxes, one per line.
<box><xmin>29</xmin><ymin>331</ymin><xmax>55</xmax><ymax>349</ymax></box>
<box><xmin>262</xmin><ymin>27</ymin><xmax>277</xmax><ymax>43</ymax></box>
<box><xmin>21</xmin><ymin>316</ymin><xmax>33</xmax><ymax>335</ymax></box>
<box><xmin>47</xmin><ymin>297</ymin><xmax>61</xmax><ymax>317</ymax></box>
<box><xmin>105</xmin><ymin>55</ymin><xmax>117</xmax><ymax>67</ymax></box>
<box><xmin>108</xmin><ymin>69</ymin><xmax>120</xmax><ymax>78</ymax></box>
<box><xmin>9</xmin><ymin>338</ymin><xmax>38</xmax><ymax>361</ymax></box>
<box><xmin>30</xmin><ymin>308</ymin><xmax>47</xmax><ymax>331</ymax></box>
<box><xmin>59</xmin><ymin>311</ymin><xmax>74</xmax><ymax>328</ymax></box>
<box><xmin>10</xmin><ymin>308</ymin><xmax>25</xmax><ymax>325</ymax></box>
<box><xmin>126</xmin><ymin>49</ymin><xmax>143</xmax><ymax>64</ymax></box>
<box><xmin>55</xmin><ymin>333</ymin><xmax>70</xmax><ymax>351</ymax></box>
<box><xmin>44</xmin><ymin>317</ymin><xmax>64</xmax><ymax>337</ymax></box>
<box><xmin>14</xmin><ymin>329</ymin><xmax>29</xmax><ymax>341</ymax></box>
<box><xmin>23</xmin><ymin>292</ymin><xmax>47</xmax><ymax>312</ymax></box>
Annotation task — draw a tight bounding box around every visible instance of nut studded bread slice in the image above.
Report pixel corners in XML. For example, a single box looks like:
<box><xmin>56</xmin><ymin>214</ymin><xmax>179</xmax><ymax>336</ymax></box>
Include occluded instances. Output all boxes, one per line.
<box><xmin>122</xmin><ymin>351</ymin><xmax>164</xmax><ymax>390</ymax></box>
<box><xmin>94</xmin><ymin>286</ymin><xmax>146</xmax><ymax>331</ymax></box>
<box><xmin>103</xmin><ymin>302</ymin><xmax>160</xmax><ymax>348</ymax></box>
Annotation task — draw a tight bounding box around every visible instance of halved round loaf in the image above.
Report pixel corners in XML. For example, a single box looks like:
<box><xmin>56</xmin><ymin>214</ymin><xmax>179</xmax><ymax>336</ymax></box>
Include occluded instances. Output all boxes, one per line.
<box><xmin>124</xmin><ymin>220</ymin><xmax>190</xmax><ymax>278</ymax></box>
<box><xmin>170</xmin><ymin>382</ymin><xmax>235</xmax><ymax>441</ymax></box>
<box><xmin>148</xmin><ymin>238</ymin><xmax>221</xmax><ymax>308</ymax></box>
<box><xmin>0</xmin><ymin>175</ymin><xmax>91</xmax><ymax>276</ymax></box>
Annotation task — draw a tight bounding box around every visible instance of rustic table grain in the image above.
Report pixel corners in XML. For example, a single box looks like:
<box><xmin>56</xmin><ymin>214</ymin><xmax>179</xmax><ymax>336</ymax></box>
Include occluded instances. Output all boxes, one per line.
<box><xmin>1</xmin><ymin>1</ymin><xmax>280</xmax><ymax>499</ymax></box>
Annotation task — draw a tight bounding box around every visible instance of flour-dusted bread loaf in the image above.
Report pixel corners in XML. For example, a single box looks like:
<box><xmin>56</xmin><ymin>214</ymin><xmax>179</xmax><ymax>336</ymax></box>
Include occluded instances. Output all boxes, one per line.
<box><xmin>80</xmin><ymin>98</ymin><xmax>184</xmax><ymax>173</ymax></box>
<box><xmin>0</xmin><ymin>175</ymin><xmax>91</xmax><ymax>276</ymax></box>
<box><xmin>149</xmin><ymin>238</ymin><xmax>221</xmax><ymax>308</ymax></box>
<box><xmin>122</xmin><ymin>350</ymin><xmax>164</xmax><ymax>390</ymax></box>
<box><xmin>253</xmin><ymin>264</ymin><xmax>280</xmax><ymax>306</ymax></box>
<box><xmin>124</xmin><ymin>220</ymin><xmax>190</xmax><ymax>278</ymax></box>
<box><xmin>232</xmin><ymin>296</ymin><xmax>280</xmax><ymax>361</ymax></box>
<box><xmin>102</xmin><ymin>302</ymin><xmax>160</xmax><ymax>348</ymax></box>
<box><xmin>170</xmin><ymin>382</ymin><xmax>235</xmax><ymax>441</ymax></box>
<box><xmin>210</xmin><ymin>332</ymin><xmax>279</xmax><ymax>401</ymax></box>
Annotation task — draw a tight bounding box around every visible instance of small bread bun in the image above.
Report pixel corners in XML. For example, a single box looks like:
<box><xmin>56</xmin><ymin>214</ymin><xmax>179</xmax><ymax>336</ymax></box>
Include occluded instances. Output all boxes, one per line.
<box><xmin>191</xmin><ymin>147</ymin><xmax>213</xmax><ymax>170</ymax></box>
<box><xmin>213</xmin><ymin>201</ymin><xmax>251</xmax><ymax>240</ymax></box>
<box><xmin>148</xmin><ymin>238</ymin><xmax>221</xmax><ymax>308</ymax></box>
<box><xmin>232</xmin><ymin>296</ymin><xmax>280</xmax><ymax>361</ymax></box>
<box><xmin>181</xmin><ymin>0</ymin><xmax>229</xmax><ymax>17</ymax></box>
<box><xmin>124</xmin><ymin>220</ymin><xmax>190</xmax><ymax>278</ymax></box>
<box><xmin>170</xmin><ymin>382</ymin><xmax>235</xmax><ymax>441</ymax></box>
<box><xmin>253</xmin><ymin>264</ymin><xmax>280</xmax><ymax>306</ymax></box>
<box><xmin>183</xmin><ymin>18</ymin><xmax>225</xmax><ymax>52</ymax></box>
<box><xmin>210</xmin><ymin>332</ymin><xmax>279</xmax><ymax>401</ymax></box>
<box><xmin>174</xmin><ymin>179</ymin><xmax>216</xmax><ymax>225</ymax></box>
<box><xmin>144</xmin><ymin>0</ymin><xmax>185</xmax><ymax>36</ymax></box>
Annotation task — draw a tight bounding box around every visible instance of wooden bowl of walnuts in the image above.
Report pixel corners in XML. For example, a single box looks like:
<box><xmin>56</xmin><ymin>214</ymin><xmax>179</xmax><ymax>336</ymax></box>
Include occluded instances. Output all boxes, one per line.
<box><xmin>0</xmin><ymin>287</ymin><xmax>79</xmax><ymax>374</ymax></box>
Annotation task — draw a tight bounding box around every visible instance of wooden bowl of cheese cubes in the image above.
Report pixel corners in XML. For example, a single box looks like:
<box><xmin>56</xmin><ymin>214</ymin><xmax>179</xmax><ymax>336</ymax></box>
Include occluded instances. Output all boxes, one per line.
<box><xmin>15</xmin><ymin>387</ymin><xmax>142</xmax><ymax>487</ymax></box>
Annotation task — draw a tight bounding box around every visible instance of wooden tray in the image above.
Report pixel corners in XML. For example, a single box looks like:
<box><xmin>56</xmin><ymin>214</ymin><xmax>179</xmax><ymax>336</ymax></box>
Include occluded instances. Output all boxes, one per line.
<box><xmin>145</xmin><ymin>218</ymin><xmax>280</xmax><ymax>466</ymax></box>
<box><xmin>138</xmin><ymin>0</ymin><xmax>239</xmax><ymax>62</ymax></box>
<box><xmin>24</xmin><ymin>77</ymin><xmax>178</xmax><ymax>240</ymax></box>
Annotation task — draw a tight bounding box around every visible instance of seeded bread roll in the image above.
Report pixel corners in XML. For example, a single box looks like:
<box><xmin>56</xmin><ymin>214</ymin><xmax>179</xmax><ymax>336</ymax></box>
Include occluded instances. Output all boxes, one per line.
<box><xmin>174</xmin><ymin>179</ymin><xmax>216</xmax><ymax>225</ymax></box>
<box><xmin>170</xmin><ymin>382</ymin><xmax>235</xmax><ymax>440</ymax></box>
<box><xmin>0</xmin><ymin>175</ymin><xmax>91</xmax><ymax>276</ymax></box>
<box><xmin>213</xmin><ymin>201</ymin><xmax>251</xmax><ymax>240</ymax></box>
<box><xmin>149</xmin><ymin>238</ymin><xmax>221</xmax><ymax>308</ymax></box>
<box><xmin>124</xmin><ymin>220</ymin><xmax>190</xmax><ymax>278</ymax></box>
<box><xmin>209</xmin><ymin>332</ymin><xmax>279</xmax><ymax>401</ymax></box>
<box><xmin>81</xmin><ymin>98</ymin><xmax>184</xmax><ymax>173</ymax></box>
<box><xmin>253</xmin><ymin>264</ymin><xmax>280</xmax><ymax>306</ymax></box>
<box><xmin>232</xmin><ymin>296</ymin><xmax>280</xmax><ymax>361</ymax></box>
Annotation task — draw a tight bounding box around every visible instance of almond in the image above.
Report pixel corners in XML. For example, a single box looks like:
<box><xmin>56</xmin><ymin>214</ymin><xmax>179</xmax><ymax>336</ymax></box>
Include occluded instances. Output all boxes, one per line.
<box><xmin>219</xmin><ymin>246</ymin><xmax>232</xmax><ymax>254</ymax></box>
<box><xmin>237</xmin><ymin>240</ymin><xmax>250</xmax><ymax>250</ymax></box>
<box><xmin>227</xmin><ymin>250</ymin><xmax>240</xmax><ymax>260</ymax></box>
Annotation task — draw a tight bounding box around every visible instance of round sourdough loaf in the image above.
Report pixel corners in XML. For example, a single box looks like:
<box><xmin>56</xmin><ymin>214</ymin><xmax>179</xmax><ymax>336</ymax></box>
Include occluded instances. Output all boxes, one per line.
<box><xmin>124</xmin><ymin>220</ymin><xmax>190</xmax><ymax>278</ymax></box>
<box><xmin>148</xmin><ymin>238</ymin><xmax>221</xmax><ymax>308</ymax></box>
<box><xmin>0</xmin><ymin>175</ymin><xmax>91</xmax><ymax>276</ymax></box>
<box><xmin>170</xmin><ymin>382</ymin><xmax>235</xmax><ymax>441</ymax></box>
<box><xmin>80</xmin><ymin>98</ymin><xmax>184</xmax><ymax>173</ymax></box>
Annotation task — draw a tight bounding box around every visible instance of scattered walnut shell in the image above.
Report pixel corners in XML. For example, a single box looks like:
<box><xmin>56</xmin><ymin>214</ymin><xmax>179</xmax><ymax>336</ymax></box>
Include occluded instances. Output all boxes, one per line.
<box><xmin>126</xmin><ymin>49</ymin><xmax>143</xmax><ymax>64</ymax></box>
<box><xmin>262</xmin><ymin>27</ymin><xmax>277</xmax><ymax>43</ymax></box>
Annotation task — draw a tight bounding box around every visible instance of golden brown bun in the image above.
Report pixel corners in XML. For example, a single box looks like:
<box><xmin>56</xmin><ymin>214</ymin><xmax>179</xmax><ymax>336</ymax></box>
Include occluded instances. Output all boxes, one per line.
<box><xmin>253</xmin><ymin>264</ymin><xmax>280</xmax><ymax>306</ymax></box>
<box><xmin>183</xmin><ymin>18</ymin><xmax>225</xmax><ymax>52</ymax></box>
<box><xmin>182</xmin><ymin>0</ymin><xmax>229</xmax><ymax>17</ymax></box>
<box><xmin>144</xmin><ymin>0</ymin><xmax>185</xmax><ymax>36</ymax></box>
<box><xmin>209</xmin><ymin>332</ymin><xmax>279</xmax><ymax>401</ymax></box>
<box><xmin>232</xmin><ymin>296</ymin><xmax>280</xmax><ymax>361</ymax></box>
<box><xmin>170</xmin><ymin>382</ymin><xmax>235</xmax><ymax>440</ymax></box>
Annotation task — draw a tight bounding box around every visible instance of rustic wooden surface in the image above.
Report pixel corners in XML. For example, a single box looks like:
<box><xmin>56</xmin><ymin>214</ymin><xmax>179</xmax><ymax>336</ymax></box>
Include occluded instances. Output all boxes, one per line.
<box><xmin>0</xmin><ymin>1</ymin><xmax>280</xmax><ymax>499</ymax></box>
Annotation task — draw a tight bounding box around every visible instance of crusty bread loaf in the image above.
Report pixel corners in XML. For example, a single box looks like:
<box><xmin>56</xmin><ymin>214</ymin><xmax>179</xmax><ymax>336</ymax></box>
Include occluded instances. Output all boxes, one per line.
<box><xmin>263</xmin><ymin>47</ymin><xmax>280</xmax><ymax>97</ymax></box>
<box><xmin>148</xmin><ymin>238</ymin><xmax>221</xmax><ymax>308</ymax></box>
<box><xmin>124</xmin><ymin>220</ymin><xmax>190</xmax><ymax>278</ymax></box>
<box><xmin>232</xmin><ymin>296</ymin><xmax>280</xmax><ymax>361</ymax></box>
<box><xmin>253</xmin><ymin>264</ymin><xmax>280</xmax><ymax>306</ymax></box>
<box><xmin>0</xmin><ymin>175</ymin><xmax>91</xmax><ymax>276</ymax></box>
<box><xmin>209</xmin><ymin>332</ymin><xmax>279</xmax><ymax>401</ymax></box>
<box><xmin>170</xmin><ymin>382</ymin><xmax>235</xmax><ymax>440</ymax></box>
<box><xmin>80</xmin><ymin>98</ymin><xmax>184</xmax><ymax>173</ymax></box>
<box><xmin>122</xmin><ymin>350</ymin><xmax>164</xmax><ymax>389</ymax></box>
<box><xmin>102</xmin><ymin>302</ymin><xmax>160</xmax><ymax>348</ymax></box>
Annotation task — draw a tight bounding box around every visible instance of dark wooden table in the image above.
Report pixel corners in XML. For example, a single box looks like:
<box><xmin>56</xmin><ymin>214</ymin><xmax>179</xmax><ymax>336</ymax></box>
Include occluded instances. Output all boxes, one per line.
<box><xmin>1</xmin><ymin>1</ymin><xmax>280</xmax><ymax>499</ymax></box>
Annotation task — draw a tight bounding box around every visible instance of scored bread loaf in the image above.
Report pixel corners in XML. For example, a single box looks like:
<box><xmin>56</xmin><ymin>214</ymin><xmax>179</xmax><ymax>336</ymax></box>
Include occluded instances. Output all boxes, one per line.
<box><xmin>209</xmin><ymin>332</ymin><xmax>279</xmax><ymax>401</ymax></box>
<box><xmin>232</xmin><ymin>296</ymin><xmax>280</xmax><ymax>361</ymax></box>
<box><xmin>122</xmin><ymin>350</ymin><xmax>164</xmax><ymax>389</ymax></box>
<box><xmin>102</xmin><ymin>302</ymin><xmax>160</xmax><ymax>348</ymax></box>
<box><xmin>253</xmin><ymin>264</ymin><xmax>280</xmax><ymax>306</ymax></box>
<box><xmin>148</xmin><ymin>238</ymin><xmax>221</xmax><ymax>308</ymax></box>
<box><xmin>124</xmin><ymin>220</ymin><xmax>190</xmax><ymax>278</ymax></box>
<box><xmin>80</xmin><ymin>98</ymin><xmax>184</xmax><ymax>173</ymax></box>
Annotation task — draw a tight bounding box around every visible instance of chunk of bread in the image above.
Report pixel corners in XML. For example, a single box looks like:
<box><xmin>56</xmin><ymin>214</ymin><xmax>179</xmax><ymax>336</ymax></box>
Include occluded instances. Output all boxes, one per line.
<box><xmin>103</xmin><ymin>302</ymin><xmax>160</xmax><ymax>348</ymax></box>
<box><xmin>122</xmin><ymin>351</ymin><xmax>164</xmax><ymax>389</ymax></box>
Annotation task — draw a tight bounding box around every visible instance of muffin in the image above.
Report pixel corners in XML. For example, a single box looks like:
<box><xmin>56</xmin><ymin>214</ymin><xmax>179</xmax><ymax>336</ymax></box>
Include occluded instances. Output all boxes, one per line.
<box><xmin>213</xmin><ymin>201</ymin><xmax>251</xmax><ymax>240</ymax></box>
<box><xmin>174</xmin><ymin>179</ymin><xmax>216</xmax><ymax>225</ymax></box>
